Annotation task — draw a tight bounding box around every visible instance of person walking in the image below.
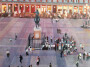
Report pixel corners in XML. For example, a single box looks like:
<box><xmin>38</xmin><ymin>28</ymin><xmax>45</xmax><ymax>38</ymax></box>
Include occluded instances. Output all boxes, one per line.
<box><xmin>50</xmin><ymin>36</ymin><xmax>53</xmax><ymax>43</ymax></box>
<box><xmin>26</xmin><ymin>48</ymin><xmax>29</xmax><ymax>56</ymax></box>
<box><xmin>49</xmin><ymin>63</ymin><xmax>52</xmax><ymax>67</ymax></box>
<box><xmin>76</xmin><ymin>60</ymin><xmax>79</xmax><ymax>67</ymax></box>
<box><xmin>36</xmin><ymin>56</ymin><xmax>40</xmax><ymax>65</ymax></box>
<box><xmin>19</xmin><ymin>55</ymin><xmax>23</xmax><ymax>63</ymax></box>
<box><xmin>15</xmin><ymin>33</ymin><xmax>17</xmax><ymax>40</ymax></box>
<box><xmin>29</xmin><ymin>46</ymin><xmax>32</xmax><ymax>53</ymax></box>
<box><xmin>83</xmin><ymin>52</ymin><xmax>85</xmax><ymax>60</ymax></box>
<box><xmin>61</xmin><ymin>50</ymin><xmax>63</xmax><ymax>58</ymax></box>
<box><xmin>6</xmin><ymin>50</ymin><xmax>10</xmax><ymax>58</ymax></box>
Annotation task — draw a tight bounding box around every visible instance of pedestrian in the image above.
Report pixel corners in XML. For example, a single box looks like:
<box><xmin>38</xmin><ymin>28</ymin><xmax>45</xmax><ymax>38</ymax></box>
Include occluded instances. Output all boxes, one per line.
<box><xmin>76</xmin><ymin>60</ymin><xmax>79</xmax><ymax>67</ymax></box>
<box><xmin>36</xmin><ymin>56</ymin><xmax>40</xmax><ymax>65</ymax></box>
<box><xmin>19</xmin><ymin>55</ymin><xmax>23</xmax><ymax>63</ymax></box>
<box><xmin>83</xmin><ymin>52</ymin><xmax>85</xmax><ymax>60</ymax></box>
<box><xmin>29</xmin><ymin>46</ymin><xmax>32</xmax><ymax>53</ymax></box>
<box><xmin>6</xmin><ymin>50</ymin><xmax>10</xmax><ymax>58</ymax></box>
<box><xmin>50</xmin><ymin>36</ymin><xmax>53</xmax><ymax>43</ymax></box>
<box><xmin>26</xmin><ymin>48</ymin><xmax>29</xmax><ymax>56</ymax></box>
<box><xmin>78</xmin><ymin>53</ymin><xmax>82</xmax><ymax>60</ymax></box>
<box><xmin>29</xmin><ymin>65</ymin><xmax>32</xmax><ymax>67</ymax></box>
<box><xmin>9</xmin><ymin>38</ymin><xmax>12</xmax><ymax>42</ymax></box>
<box><xmin>61</xmin><ymin>50</ymin><xmax>63</xmax><ymax>57</ymax></box>
<box><xmin>15</xmin><ymin>33</ymin><xmax>17</xmax><ymax>40</ymax></box>
<box><xmin>49</xmin><ymin>63</ymin><xmax>52</xmax><ymax>67</ymax></box>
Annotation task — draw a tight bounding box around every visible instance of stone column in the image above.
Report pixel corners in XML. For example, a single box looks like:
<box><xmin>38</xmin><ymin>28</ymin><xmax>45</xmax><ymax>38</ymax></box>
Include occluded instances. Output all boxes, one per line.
<box><xmin>35</xmin><ymin>5</ymin><xmax>36</xmax><ymax>12</ymax></box>
<box><xmin>12</xmin><ymin>4</ymin><xmax>14</xmax><ymax>13</ymax></box>
<box><xmin>78</xmin><ymin>6</ymin><xmax>80</xmax><ymax>14</ymax></box>
<box><xmin>0</xmin><ymin>3</ymin><xmax>2</xmax><ymax>13</ymax></box>
<box><xmin>23</xmin><ymin>4</ymin><xmax>25</xmax><ymax>13</ymax></box>
<box><xmin>18</xmin><ymin>4</ymin><xmax>19</xmax><ymax>13</ymax></box>
<box><xmin>67</xmin><ymin>6</ymin><xmax>69</xmax><ymax>13</ymax></box>
<box><xmin>29</xmin><ymin>4</ymin><xmax>31</xmax><ymax>13</ymax></box>
<box><xmin>46</xmin><ymin>5</ymin><xmax>47</xmax><ymax>12</ymax></box>
<box><xmin>83</xmin><ymin>6</ymin><xmax>84</xmax><ymax>14</ymax></box>
<box><xmin>51</xmin><ymin>5</ymin><xmax>53</xmax><ymax>13</ymax></box>
<box><xmin>6</xmin><ymin>4</ymin><xmax>8</xmax><ymax>13</ymax></box>
<box><xmin>62</xmin><ymin>6</ymin><xmax>63</xmax><ymax>14</ymax></box>
<box><xmin>72</xmin><ymin>5</ymin><xmax>74</xmax><ymax>14</ymax></box>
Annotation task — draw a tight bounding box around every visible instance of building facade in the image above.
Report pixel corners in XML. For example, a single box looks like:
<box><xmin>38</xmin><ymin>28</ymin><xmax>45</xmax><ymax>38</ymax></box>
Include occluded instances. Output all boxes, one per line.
<box><xmin>0</xmin><ymin>0</ymin><xmax>90</xmax><ymax>17</ymax></box>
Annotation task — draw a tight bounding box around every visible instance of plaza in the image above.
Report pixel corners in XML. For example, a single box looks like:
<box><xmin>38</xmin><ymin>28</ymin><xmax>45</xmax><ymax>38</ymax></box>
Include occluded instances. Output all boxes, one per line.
<box><xmin>0</xmin><ymin>17</ymin><xmax>90</xmax><ymax>67</ymax></box>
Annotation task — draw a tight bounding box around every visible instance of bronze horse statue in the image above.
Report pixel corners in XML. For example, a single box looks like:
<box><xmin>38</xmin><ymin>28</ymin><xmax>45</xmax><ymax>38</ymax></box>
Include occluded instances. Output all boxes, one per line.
<box><xmin>34</xmin><ymin>14</ymin><xmax>40</xmax><ymax>28</ymax></box>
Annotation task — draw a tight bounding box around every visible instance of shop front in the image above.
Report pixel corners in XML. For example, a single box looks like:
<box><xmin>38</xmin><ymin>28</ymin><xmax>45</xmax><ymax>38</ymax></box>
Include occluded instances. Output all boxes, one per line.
<box><xmin>36</xmin><ymin>5</ymin><xmax>41</xmax><ymax>14</ymax></box>
<box><xmin>47</xmin><ymin>5</ymin><xmax>52</xmax><ymax>12</ymax></box>
<box><xmin>25</xmin><ymin>4</ymin><xmax>29</xmax><ymax>13</ymax></box>
<box><xmin>53</xmin><ymin>5</ymin><xmax>57</xmax><ymax>13</ymax></box>
<box><xmin>69</xmin><ymin>6</ymin><xmax>73</xmax><ymax>14</ymax></box>
<box><xmin>74</xmin><ymin>6</ymin><xmax>78</xmax><ymax>13</ymax></box>
<box><xmin>31</xmin><ymin>5</ymin><xmax>35</xmax><ymax>13</ymax></box>
<box><xmin>19</xmin><ymin>4</ymin><xmax>24</xmax><ymax>13</ymax></box>
<box><xmin>42</xmin><ymin>5</ymin><xmax>46</xmax><ymax>13</ymax></box>
<box><xmin>79</xmin><ymin>6</ymin><xmax>83</xmax><ymax>14</ymax></box>
<box><xmin>63</xmin><ymin>6</ymin><xmax>68</xmax><ymax>14</ymax></box>
<box><xmin>57</xmin><ymin>5</ymin><xmax>62</xmax><ymax>13</ymax></box>
<box><xmin>2</xmin><ymin>4</ymin><xmax>6</xmax><ymax>13</ymax></box>
<box><xmin>8</xmin><ymin>4</ymin><xmax>12</xmax><ymax>13</ymax></box>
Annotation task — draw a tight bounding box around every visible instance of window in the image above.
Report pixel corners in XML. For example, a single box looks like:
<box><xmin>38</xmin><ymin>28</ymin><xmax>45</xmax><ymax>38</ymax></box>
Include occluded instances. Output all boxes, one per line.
<box><xmin>58</xmin><ymin>0</ymin><xmax>62</xmax><ymax>3</ymax></box>
<box><xmin>53</xmin><ymin>0</ymin><xmax>57</xmax><ymax>2</ymax></box>
<box><xmin>64</xmin><ymin>0</ymin><xmax>67</xmax><ymax>3</ymax></box>
<box><xmin>31</xmin><ymin>0</ymin><xmax>35</xmax><ymax>2</ymax></box>
<box><xmin>25</xmin><ymin>0</ymin><xmax>29</xmax><ymax>2</ymax></box>
<box><xmin>19</xmin><ymin>0</ymin><xmax>23</xmax><ymax>2</ymax></box>
<box><xmin>69</xmin><ymin>0</ymin><xmax>73</xmax><ymax>3</ymax></box>
<box><xmin>74</xmin><ymin>0</ymin><xmax>78</xmax><ymax>3</ymax></box>
<box><xmin>42</xmin><ymin>0</ymin><xmax>46</xmax><ymax>2</ymax></box>
<box><xmin>84</xmin><ymin>0</ymin><xmax>88</xmax><ymax>3</ymax></box>
<box><xmin>36</xmin><ymin>0</ymin><xmax>40</xmax><ymax>2</ymax></box>
<box><xmin>13</xmin><ymin>0</ymin><xmax>17</xmax><ymax>1</ymax></box>
<box><xmin>2</xmin><ymin>0</ymin><xmax>6</xmax><ymax>1</ymax></box>
<box><xmin>47</xmin><ymin>0</ymin><xmax>52</xmax><ymax>2</ymax></box>
<box><xmin>79</xmin><ymin>0</ymin><xmax>83</xmax><ymax>3</ymax></box>
<box><xmin>8</xmin><ymin>0</ymin><xmax>12</xmax><ymax>1</ymax></box>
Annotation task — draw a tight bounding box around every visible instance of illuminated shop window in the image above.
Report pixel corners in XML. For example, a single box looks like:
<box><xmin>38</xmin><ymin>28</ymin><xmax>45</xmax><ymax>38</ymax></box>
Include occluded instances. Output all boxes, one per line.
<box><xmin>42</xmin><ymin>0</ymin><xmax>46</xmax><ymax>2</ymax></box>
<box><xmin>58</xmin><ymin>0</ymin><xmax>62</xmax><ymax>3</ymax></box>
<box><xmin>53</xmin><ymin>0</ymin><xmax>57</xmax><ymax>2</ymax></box>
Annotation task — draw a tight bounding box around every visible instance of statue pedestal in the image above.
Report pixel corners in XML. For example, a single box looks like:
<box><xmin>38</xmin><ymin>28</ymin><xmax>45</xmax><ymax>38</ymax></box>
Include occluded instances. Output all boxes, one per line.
<box><xmin>34</xmin><ymin>26</ymin><xmax>41</xmax><ymax>39</ymax></box>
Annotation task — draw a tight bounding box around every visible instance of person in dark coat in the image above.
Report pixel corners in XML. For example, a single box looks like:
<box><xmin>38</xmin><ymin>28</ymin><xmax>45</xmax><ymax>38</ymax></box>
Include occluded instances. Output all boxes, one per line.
<box><xmin>15</xmin><ymin>33</ymin><xmax>17</xmax><ymax>40</ymax></box>
<box><xmin>61</xmin><ymin>50</ymin><xmax>63</xmax><ymax>57</ymax></box>
<box><xmin>76</xmin><ymin>60</ymin><xmax>79</xmax><ymax>67</ymax></box>
<box><xmin>49</xmin><ymin>63</ymin><xmax>52</xmax><ymax>67</ymax></box>
<box><xmin>19</xmin><ymin>55</ymin><xmax>23</xmax><ymax>63</ymax></box>
<box><xmin>83</xmin><ymin>53</ymin><xmax>85</xmax><ymax>60</ymax></box>
<box><xmin>6</xmin><ymin>50</ymin><xmax>10</xmax><ymax>58</ymax></box>
<box><xmin>26</xmin><ymin>49</ymin><xmax>29</xmax><ymax>56</ymax></box>
<box><xmin>36</xmin><ymin>56</ymin><xmax>40</xmax><ymax>65</ymax></box>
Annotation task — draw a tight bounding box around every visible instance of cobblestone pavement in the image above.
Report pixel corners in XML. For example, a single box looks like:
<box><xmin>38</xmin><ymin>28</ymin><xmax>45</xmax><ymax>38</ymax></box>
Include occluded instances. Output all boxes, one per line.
<box><xmin>0</xmin><ymin>17</ymin><xmax>90</xmax><ymax>67</ymax></box>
